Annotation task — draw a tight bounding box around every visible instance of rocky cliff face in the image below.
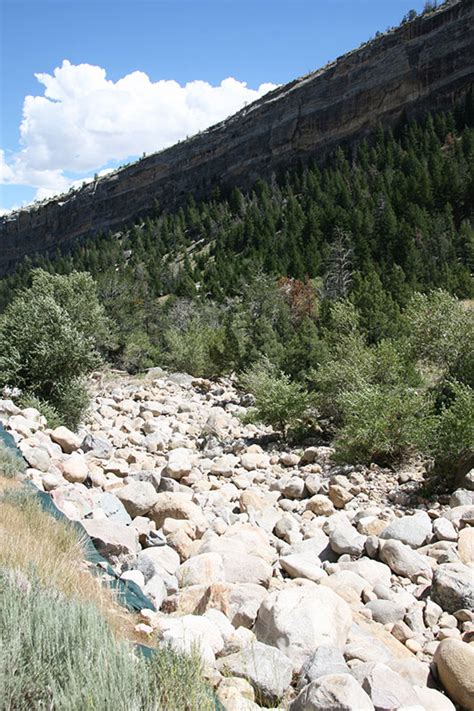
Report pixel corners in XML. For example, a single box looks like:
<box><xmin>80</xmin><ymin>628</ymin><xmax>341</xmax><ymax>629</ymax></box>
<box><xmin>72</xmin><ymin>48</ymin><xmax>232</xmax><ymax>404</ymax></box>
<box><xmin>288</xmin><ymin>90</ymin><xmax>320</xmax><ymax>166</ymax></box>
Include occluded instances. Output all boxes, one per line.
<box><xmin>1</xmin><ymin>0</ymin><xmax>473</xmax><ymax>274</ymax></box>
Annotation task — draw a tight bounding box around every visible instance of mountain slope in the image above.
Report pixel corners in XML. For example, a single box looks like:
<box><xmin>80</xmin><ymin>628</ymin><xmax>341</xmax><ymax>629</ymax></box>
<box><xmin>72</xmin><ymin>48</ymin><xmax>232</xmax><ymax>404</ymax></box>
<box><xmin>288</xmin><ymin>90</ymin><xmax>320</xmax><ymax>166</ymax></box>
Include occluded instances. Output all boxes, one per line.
<box><xmin>1</xmin><ymin>0</ymin><xmax>473</xmax><ymax>275</ymax></box>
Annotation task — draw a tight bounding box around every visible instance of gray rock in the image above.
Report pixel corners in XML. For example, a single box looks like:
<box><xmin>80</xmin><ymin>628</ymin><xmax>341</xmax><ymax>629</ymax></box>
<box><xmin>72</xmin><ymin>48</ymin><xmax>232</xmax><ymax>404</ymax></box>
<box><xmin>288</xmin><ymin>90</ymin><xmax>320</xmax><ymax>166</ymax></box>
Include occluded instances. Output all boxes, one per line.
<box><xmin>115</xmin><ymin>480</ymin><xmax>158</xmax><ymax>517</ymax></box>
<box><xmin>280</xmin><ymin>553</ymin><xmax>326</xmax><ymax>582</ymax></box>
<box><xmin>298</xmin><ymin>646</ymin><xmax>349</xmax><ymax>688</ymax></box>
<box><xmin>379</xmin><ymin>539</ymin><xmax>431</xmax><ymax>581</ymax></box>
<box><xmin>305</xmin><ymin>474</ymin><xmax>322</xmax><ymax>495</ymax></box>
<box><xmin>450</xmin><ymin>488</ymin><xmax>474</xmax><ymax>507</ymax></box>
<box><xmin>227</xmin><ymin>583</ymin><xmax>268</xmax><ymax>628</ymax></box>
<box><xmin>218</xmin><ymin>641</ymin><xmax>292</xmax><ymax>705</ymax></box>
<box><xmin>290</xmin><ymin>675</ymin><xmax>374</xmax><ymax>711</ymax></box>
<box><xmin>137</xmin><ymin>545</ymin><xmax>180</xmax><ymax>584</ymax></box>
<box><xmin>338</xmin><ymin>558</ymin><xmax>391</xmax><ymax>588</ymax></box>
<box><xmin>328</xmin><ymin>521</ymin><xmax>366</xmax><ymax>557</ymax></box>
<box><xmin>364</xmin><ymin>600</ymin><xmax>406</xmax><ymax>624</ymax></box>
<box><xmin>99</xmin><ymin>492</ymin><xmax>132</xmax><ymax>524</ymax></box>
<box><xmin>144</xmin><ymin>574</ymin><xmax>167</xmax><ymax>609</ymax></box>
<box><xmin>20</xmin><ymin>444</ymin><xmax>50</xmax><ymax>472</ymax></box>
<box><xmin>431</xmin><ymin>563</ymin><xmax>474</xmax><ymax>613</ymax></box>
<box><xmin>81</xmin><ymin>433</ymin><xmax>112</xmax><ymax>458</ymax></box>
<box><xmin>254</xmin><ymin>584</ymin><xmax>352</xmax><ymax>671</ymax></box>
<box><xmin>433</xmin><ymin>517</ymin><xmax>458</xmax><ymax>542</ymax></box>
<box><xmin>359</xmin><ymin>663</ymin><xmax>421</xmax><ymax>711</ymax></box>
<box><xmin>82</xmin><ymin>519</ymin><xmax>139</xmax><ymax>558</ymax></box>
<box><xmin>457</xmin><ymin>467</ymin><xmax>474</xmax><ymax>491</ymax></box>
<box><xmin>380</xmin><ymin>511</ymin><xmax>432</xmax><ymax>548</ymax></box>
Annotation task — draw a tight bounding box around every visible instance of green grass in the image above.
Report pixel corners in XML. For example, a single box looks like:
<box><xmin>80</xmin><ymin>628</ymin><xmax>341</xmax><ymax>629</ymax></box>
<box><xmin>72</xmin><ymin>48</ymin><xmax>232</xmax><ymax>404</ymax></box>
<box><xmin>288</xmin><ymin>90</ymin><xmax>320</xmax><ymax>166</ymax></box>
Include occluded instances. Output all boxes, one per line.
<box><xmin>0</xmin><ymin>568</ymin><xmax>216</xmax><ymax>711</ymax></box>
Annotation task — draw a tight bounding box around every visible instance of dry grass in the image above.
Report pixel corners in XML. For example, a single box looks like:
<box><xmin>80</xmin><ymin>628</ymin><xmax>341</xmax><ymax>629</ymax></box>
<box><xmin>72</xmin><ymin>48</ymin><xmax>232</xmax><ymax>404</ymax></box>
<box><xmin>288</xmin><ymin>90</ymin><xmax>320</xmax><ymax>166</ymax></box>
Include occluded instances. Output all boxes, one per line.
<box><xmin>0</xmin><ymin>472</ymin><xmax>143</xmax><ymax>644</ymax></box>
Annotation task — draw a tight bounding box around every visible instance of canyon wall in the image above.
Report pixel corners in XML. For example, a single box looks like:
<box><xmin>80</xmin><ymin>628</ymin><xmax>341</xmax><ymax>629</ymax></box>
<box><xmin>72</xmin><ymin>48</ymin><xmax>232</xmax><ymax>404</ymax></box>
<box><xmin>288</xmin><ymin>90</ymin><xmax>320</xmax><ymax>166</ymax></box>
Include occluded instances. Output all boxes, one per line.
<box><xmin>1</xmin><ymin>0</ymin><xmax>473</xmax><ymax>274</ymax></box>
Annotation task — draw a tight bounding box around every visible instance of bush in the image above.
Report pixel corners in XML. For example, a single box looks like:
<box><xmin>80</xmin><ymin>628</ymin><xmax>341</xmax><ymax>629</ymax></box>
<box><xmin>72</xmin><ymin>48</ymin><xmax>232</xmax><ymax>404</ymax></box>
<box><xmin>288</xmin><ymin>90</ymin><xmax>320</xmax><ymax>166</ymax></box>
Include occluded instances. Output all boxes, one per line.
<box><xmin>402</xmin><ymin>290</ymin><xmax>474</xmax><ymax>386</ymax></box>
<box><xmin>416</xmin><ymin>381</ymin><xmax>474</xmax><ymax>478</ymax></box>
<box><xmin>310</xmin><ymin>301</ymin><xmax>374</xmax><ymax>421</ymax></box>
<box><xmin>18</xmin><ymin>394</ymin><xmax>62</xmax><ymax>429</ymax></box>
<box><xmin>0</xmin><ymin>270</ymin><xmax>111</xmax><ymax>429</ymax></box>
<box><xmin>120</xmin><ymin>331</ymin><xmax>161</xmax><ymax>374</ymax></box>
<box><xmin>0</xmin><ymin>570</ymin><xmax>215</xmax><ymax>711</ymax></box>
<box><xmin>241</xmin><ymin>358</ymin><xmax>311</xmax><ymax>435</ymax></box>
<box><xmin>164</xmin><ymin>319</ymin><xmax>226</xmax><ymax>378</ymax></box>
<box><xmin>334</xmin><ymin>384</ymin><xmax>430</xmax><ymax>464</ymax></box>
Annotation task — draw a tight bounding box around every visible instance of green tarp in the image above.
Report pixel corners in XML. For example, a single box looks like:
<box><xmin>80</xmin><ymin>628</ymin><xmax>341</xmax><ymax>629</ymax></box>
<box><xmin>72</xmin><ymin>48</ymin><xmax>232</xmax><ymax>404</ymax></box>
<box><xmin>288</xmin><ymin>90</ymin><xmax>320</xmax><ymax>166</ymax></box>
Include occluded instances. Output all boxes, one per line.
<box><xmin>1</xmin><ymin>422</ymin><xmax>153</xmax><ymax>612</ymax></box>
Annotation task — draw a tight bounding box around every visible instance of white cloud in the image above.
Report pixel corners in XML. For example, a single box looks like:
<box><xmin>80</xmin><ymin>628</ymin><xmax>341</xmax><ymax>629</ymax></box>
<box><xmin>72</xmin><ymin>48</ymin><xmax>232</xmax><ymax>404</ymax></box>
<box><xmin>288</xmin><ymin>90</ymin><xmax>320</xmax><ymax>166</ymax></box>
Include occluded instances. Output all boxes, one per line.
<box><xmin>1</xmin><ymin>60</ymin><xmax>277</xmax><ymax>206</ymax></box>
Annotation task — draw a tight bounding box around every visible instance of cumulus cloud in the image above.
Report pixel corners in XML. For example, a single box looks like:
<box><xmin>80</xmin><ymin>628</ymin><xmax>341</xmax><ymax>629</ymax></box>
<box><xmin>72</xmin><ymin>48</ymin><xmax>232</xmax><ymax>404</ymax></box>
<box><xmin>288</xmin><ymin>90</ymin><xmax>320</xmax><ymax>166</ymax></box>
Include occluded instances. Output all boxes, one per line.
<box><xmin>1</xmin><ymin>60</ymin><xmax>277</xmax><ymax>207</ymax></box>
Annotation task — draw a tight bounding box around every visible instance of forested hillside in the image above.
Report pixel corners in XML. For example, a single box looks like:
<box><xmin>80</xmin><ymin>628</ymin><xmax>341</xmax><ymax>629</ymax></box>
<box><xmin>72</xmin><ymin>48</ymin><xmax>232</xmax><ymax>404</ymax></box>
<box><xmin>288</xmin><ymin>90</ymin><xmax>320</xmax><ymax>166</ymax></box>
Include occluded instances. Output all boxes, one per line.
<box><xmin>1</xmin><ymin>102</ymin><xmax>473</xmax><ymax>334</ymax></box>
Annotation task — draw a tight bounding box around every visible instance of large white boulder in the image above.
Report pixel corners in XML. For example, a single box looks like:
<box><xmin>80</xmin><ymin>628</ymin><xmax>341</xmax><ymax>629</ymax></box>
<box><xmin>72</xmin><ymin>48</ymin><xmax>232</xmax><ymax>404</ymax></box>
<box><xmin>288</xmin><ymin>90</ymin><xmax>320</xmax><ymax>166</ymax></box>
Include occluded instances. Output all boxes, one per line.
<box><xmin>254</xmin><ymin>583</ymin><xmax>352</xmax><ymax>671</ymax></box>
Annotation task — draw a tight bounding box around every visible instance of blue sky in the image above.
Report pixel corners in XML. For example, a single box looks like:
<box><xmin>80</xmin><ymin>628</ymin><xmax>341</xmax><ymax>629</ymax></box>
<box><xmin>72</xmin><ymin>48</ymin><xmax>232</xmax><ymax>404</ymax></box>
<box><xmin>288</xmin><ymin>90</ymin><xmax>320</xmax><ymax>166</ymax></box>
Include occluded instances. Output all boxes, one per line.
<box><xmin>1</xmin><ymin>0</ymin><xmax>428</xmax><ymax>212</ymax></box>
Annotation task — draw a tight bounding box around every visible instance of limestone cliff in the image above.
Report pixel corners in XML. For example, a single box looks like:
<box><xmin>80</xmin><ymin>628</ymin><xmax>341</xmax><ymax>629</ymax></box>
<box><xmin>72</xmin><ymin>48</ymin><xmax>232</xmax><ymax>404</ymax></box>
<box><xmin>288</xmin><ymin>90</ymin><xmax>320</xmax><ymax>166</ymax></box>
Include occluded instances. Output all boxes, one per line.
<box><xmin>1</xmin><ymin>0</ymin><xmax>473</xmax><ymax>274</ymax></box>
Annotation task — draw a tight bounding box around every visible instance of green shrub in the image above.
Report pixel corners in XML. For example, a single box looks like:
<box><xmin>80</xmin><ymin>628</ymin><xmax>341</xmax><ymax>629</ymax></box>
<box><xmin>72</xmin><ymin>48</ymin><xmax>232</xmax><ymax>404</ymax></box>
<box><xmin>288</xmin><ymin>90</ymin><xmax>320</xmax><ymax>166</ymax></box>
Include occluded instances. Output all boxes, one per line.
<box><xmin>0</xmin><ymin>270</ymin><xmax>111</xmax><ymax>429</ymax></box>
<box><xmin>18</xmin><ymin>394</ymin><xmax>62</xmax><ymax>429</ymax></box>
<box><xmin>164</xmin><ymin>319</ymin><xmax>226</xmax><ymax>378</ymax></box>
<box><xmin>402</xmin><ymin>290</ymin><xmax>474</xmax><ymax>386</ymax></box>
<box><xmin>334</xmin><ymin>384</ymin><xmax>430</xmax><ymax>464</ymax></box>
<box><xmin>0</xmin><ymin>443</ymin><xmax>26</xmax><ymax>479</ymax></box>
<box><xmin>241</xmin><ymin>358</ymin><xmax>311</xmax><ymax>435</ymax></box>
<box><xmin>416</xmin><ymin>380</ymin><xmax>474</xmax><ymax>477</ymax></box>
<box><xmin>310</xmin><ymin>301</ymin><xmax>374</xmax><ymax>420</ymax></box>
<box><xmin>0</xmin><ymin>569</ymin><xmax>215</xmax><ymax>711</ymax></box>
<box><xmin>119</xmin><ymin>331</ymin><xmax>161</xmax><ymax>374</ymax></box>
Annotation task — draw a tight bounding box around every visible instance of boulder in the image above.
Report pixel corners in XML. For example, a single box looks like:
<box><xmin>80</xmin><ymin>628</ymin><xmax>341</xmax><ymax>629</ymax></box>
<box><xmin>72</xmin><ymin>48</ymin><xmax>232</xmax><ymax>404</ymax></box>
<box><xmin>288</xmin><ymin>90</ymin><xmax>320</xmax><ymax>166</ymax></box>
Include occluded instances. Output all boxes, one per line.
<box><xmin>51</xmin><ymin>485</ymin><xmax>93</xmax><ymax>520</ymax></box>
<box><xmin>358</xmin><ymin>663</ymin><xmax>421</xmax><ymax>711</ymax></box>
<box><xmin>115</xmin><ymin>480</ymin><xmax>158</xmax><ymax>517</ymax></box>
<box><xmin>99</xmin><ymin>492</ymin><xmax>132</xmax><ymax>524</ymax></box>
<box><xmin>380</xmin><ymin>511</ymin><xmax>432</xmax><ymax>548</ymax></box>
<box><xmin>413</xmin><ymin>686</ymin><xmax>456</xmax><ymax>711</ymax></box>
<box><xmin>227</xmin><ymin>583</ymin><xmax>268</xmax><ymax>628</ymax></box>
<box><xmin>431</xmin><ymin>563</ymin><xmax>474</xmax><ymax>613</ymax></box>
<box><xmin>144</xmin><ymin>575</ymin><xmax>167</xmax><ymax>609</ymax></box>
<box><xmin>458</xmin><ymin>527</ymin><xmax>474</xmax><ymax>565</ymax></box>
<box><xmin>364</xmin><ymin>600</ymin><xmax>405</xmax><ymax>625</ymax></box>
<box><xmin>81</xmin><ymin>433</ymin><xmax>112</xmax><ymax>458</ymax></box>
<box><xmin>150</xmin><ymin>492</ymin><xmax>208</xmax><ymax>534</ymax></box>
<box><xmin>20</xmin><ymin>444</ymin><xmax>50</xmax><ymax>472</ymax></box>
<box><xmin>164</xmin><ymin>447</ymin><xmax>195</xmax><ymax>480</ymax></box>
<box><xmin>218</xmin><ymin>641</ymin><xmax>292</xmax><ymax>705</ymax></box>
<box><xmin>280</xmin><ymin>554</ymin><xmax>326</xmax><ymax>583</ymax></box>
<box><xmin>82</xmin><ymin>519</ymin><xmax>139</xmax><ymax>558</ymax></box>
<box><xmin>176</xmin><ymin>553</ymin><xmax>225</xmax><ymax>588</ymax></box>
<box><xmin>338</xmin><ymin>559</ymin><xmax>391</xmax><ymax>588</ymax></box>
<box><xmin>198</xmin><ymin>524</ymin><xmax>275</xmax><ymax>587</ymax></box>
<box><xmin>328</xmin><ymin>485</ymin><xmax>353</xmax><ymax>509</ymax></box>
<box><xmin>434</xmin><ymin>639</ymin><xmax>474</xmax><ymax>710</ymax></box>
<box><xmin>450</xmin><ymin>489</ymin><xmax>474</xmax><ymax>507</ymax></box>
<box><xmin>379</xmin><ymin>539</ymin><xmax>431</xmax><ymax>581</ymax></box>
<box><xmin>327</xmin><ymin>518</ymin><xmax>366</xmax><ymax>557</ymax></box>
<box><xmin>240</xmin><ymin>452</ymin><xmax>270</xmax><ymax>471</ymax></box>
<box><xmin>433</xmin><ymin>517</ymin><xmax>458</xmax><ymax>542</ymax></box>
<box><xmin>137</xmin><ymin>545</ymin><xmax>180</xmax><ymax>580</ymax></box>
<box><xmin>290</xmin><ymin>675</ymin><xmax>374</xmax><ymax>711</ymax></box>
<box><xmin>50</xmin><ymin>426</ymin><xmax>81</xmax><ymax>454</ymax></box>
<box><xmin>254</xmin><ymin>583</ymin><xmax>352</xmax><ymax>671</ymax></box>
<box><xmin>298</xmin><ymin>646</ymin><xmax>349</xmax><ymax>687</ymax></box>
<box><xmin>321</xmin><ymin>570</ymin><xmax>368</xmax><ymax>603</ymax></box>
<box><xmin>306</xmin><ymin>495</ymin><xmax>335</xmax><ymax>516</ymax></box>
<box><xmin>158</xmin><ymin>614</ymin><xmax>224</xmax><ymax>665</ymax></box>
<box><xmin>61</xmin><ymin>452</ymin><xmax>89</xmax><ymax>483</ymax></box>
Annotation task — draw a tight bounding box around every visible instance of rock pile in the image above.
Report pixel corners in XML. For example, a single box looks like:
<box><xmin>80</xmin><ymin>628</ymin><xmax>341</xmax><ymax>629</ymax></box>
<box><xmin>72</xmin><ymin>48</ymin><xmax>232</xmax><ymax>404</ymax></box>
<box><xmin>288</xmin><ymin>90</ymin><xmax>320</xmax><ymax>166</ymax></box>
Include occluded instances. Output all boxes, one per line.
<box><xmin>2</xmin><ymin>369</ymin><xmax>473</xmax><ymax>710</ymax></box>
